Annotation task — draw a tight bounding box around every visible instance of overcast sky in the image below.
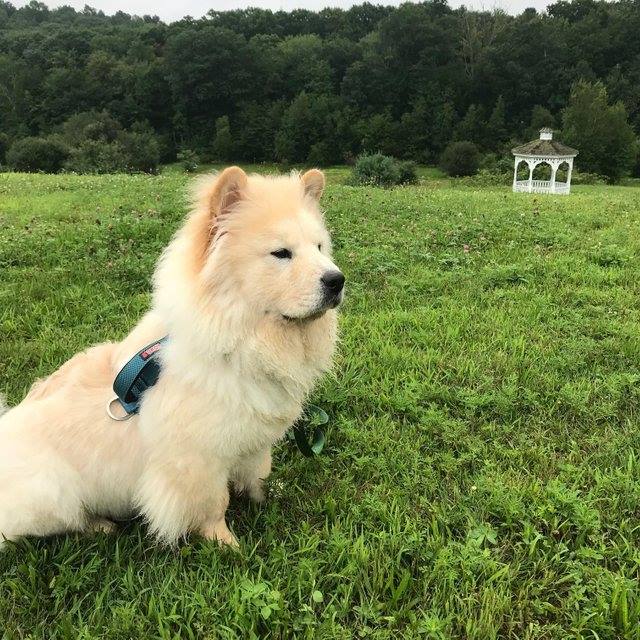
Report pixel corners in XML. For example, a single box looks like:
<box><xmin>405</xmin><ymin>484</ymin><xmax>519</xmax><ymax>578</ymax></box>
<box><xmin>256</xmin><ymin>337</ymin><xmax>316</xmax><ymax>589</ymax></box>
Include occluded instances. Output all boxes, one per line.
<box><xmin>13</xmin><ymin>0</ymin><xmax>553</xmax><ymax>23</ymax></box>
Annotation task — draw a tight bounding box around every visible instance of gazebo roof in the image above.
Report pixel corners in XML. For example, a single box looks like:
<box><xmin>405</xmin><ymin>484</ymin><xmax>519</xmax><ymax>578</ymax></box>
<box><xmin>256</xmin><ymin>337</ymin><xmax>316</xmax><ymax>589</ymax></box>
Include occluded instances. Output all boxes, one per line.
<box><xmin>512</xmin><ymin>128</ymin><xmax>578</xmax><ymax>157</ymax></box>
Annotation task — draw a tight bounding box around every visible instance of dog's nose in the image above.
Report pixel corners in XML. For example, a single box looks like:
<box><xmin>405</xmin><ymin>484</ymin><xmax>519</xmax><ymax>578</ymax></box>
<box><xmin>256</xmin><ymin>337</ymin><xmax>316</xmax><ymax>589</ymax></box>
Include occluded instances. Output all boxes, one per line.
<box><xmin>321</xmin><ymin>270</ymin><xmax>345</xmax><ymax>294</ymax></box>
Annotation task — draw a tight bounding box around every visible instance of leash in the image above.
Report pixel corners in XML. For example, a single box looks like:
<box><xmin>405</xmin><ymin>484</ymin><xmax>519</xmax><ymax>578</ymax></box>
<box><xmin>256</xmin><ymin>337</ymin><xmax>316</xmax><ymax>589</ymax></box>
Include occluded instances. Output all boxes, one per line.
<box><xmin>106</xmin><ymin>337</ymin><xmax>326</xmax><ymax>456</ymax></box>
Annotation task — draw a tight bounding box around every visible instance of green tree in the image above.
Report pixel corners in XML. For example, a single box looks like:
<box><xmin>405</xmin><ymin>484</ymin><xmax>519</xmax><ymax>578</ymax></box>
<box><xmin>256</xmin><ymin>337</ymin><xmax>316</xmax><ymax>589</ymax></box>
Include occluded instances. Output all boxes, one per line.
<box><xmin>485</xmin><ymin>96</ymin><xmax>507</xmax><ymax>151</ymax></box>
<box><xmin>1</xmin><ymin>0</ymin><xmax>640</xmax><ymax>168</ymax></box>
<box><xmin>454</xmin><ymin>105</ymin><xmax>485</xmax><ymax>148</ymax></box>
<box><xmin>275</xmin><ymin>92</ymin><xmax>311</xmax><ymax>163</ymax></box>
<box><xmin>562</xmin><ymin>80</ymin><xmax>636</xmax><ymax>182</ymax></box>
<box><xmin>440</xmin><ymin>141</ymin><xmax>480</xmax><ymax>177</ymax></box>
<box><xmin>277</xmin><ymin>35</ymin><xmax>333</xmax><ymax>97</ymax></box>
<box><xmin>525</xmin><ymin>105</ymin><xmax>556</xmax><ymax>140</ymax></box>
<box><xmin>211</xmin><ymin>116</ymin><xmax>234</xmax><ymax>161</ymax></box>
<box><xmin>358</xmin><ymin>111</ymin><xmax>401</xmax><ymax>157</ymax></box>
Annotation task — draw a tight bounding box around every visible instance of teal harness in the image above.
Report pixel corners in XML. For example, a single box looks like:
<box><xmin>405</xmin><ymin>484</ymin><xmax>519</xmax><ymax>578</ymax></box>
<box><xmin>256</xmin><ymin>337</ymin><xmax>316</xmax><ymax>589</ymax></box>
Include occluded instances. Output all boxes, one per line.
<box><xmin>107</xmin><ymin>337</ymin><xmax>326</xmax><ymax>457</ymax></box>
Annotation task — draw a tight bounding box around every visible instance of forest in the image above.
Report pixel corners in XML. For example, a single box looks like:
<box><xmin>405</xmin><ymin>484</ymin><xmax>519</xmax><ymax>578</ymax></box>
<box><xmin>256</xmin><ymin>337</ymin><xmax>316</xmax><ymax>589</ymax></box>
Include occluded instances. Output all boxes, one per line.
<box><xmin>1</xmin><ymin>0</ymin><xmax>639</xmax><ymax>174</ymax></box>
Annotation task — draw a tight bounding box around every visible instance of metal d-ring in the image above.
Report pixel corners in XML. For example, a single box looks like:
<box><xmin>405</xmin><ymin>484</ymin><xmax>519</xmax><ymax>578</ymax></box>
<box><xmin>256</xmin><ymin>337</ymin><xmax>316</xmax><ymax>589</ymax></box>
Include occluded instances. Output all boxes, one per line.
<box><xmin>106</xmin><ymin>396</ymin><xmax>134</xmax><ymax>422</ymax></box>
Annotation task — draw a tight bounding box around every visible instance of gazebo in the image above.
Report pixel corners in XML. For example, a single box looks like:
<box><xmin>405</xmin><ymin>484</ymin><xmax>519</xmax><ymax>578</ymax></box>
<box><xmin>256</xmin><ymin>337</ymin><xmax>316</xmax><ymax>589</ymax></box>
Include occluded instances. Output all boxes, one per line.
<box><xmin>512</xmin><ymin>128</ymin><xmax>578</xmax><ymax>195</ymax></box>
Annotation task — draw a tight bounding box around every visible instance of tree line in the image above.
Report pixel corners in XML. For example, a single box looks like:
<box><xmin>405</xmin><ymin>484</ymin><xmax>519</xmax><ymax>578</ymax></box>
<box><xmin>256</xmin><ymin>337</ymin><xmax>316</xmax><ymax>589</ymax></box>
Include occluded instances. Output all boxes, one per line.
<box><xmin>1</xmin><ymin>0</ymin><xmax>639</xmax><ymax>179</ymax></box>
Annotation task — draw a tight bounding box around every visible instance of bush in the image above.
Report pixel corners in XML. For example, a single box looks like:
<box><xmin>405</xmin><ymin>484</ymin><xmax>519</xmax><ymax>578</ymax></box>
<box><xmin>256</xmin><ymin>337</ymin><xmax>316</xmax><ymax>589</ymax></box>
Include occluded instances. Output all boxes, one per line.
<box><xmin>480</xmin><ymin>152</ymin><xmax>513</xmax><ymax>175</ymax></box>
<box><xmin>177</xmin><ymin>149</ymin><xmax>199</xmax><ymax>172</ymax></box>
<box><xmin>351</xmin><ymin>153</ymin><xmax>417</xmax><ymax>187</ymax></box>
<box><xmin>119</xmin><ymin>125</ymin><xmax>160</xmax><ymax>174</ymax></box>
<box><xmin>60</xmin><ymin>116</ymin><xmax>160</xmax><ymax>175</ymax></box>
<box><xmin>396</xmin><ymin>160</ymin><xmax>418</xmax><ymax>185</ymax></box>
<box><xmin>61</xmin><ymin>111</ymin><xmax>120</xmax><ymax>146</ymax></box>
<box><xmin>571</xmin><ymin>171</ymin><xmax>607</xmax><ymax>185</ymax></box>
<box><xmin>458</xmin><ymin>169</ymin><xmax>511</xmax><ymax>186</ymax></box>
<box><xmin>64</xmin><ymin>140</ymin><xmax>129</xmax><ymax>174</ymax></box>
<box><xmin>440</xmin><ymin>141</ymin><xmax>480</xmax><ymax>177</ymax></box>
<box><xmin>6</xmin><ymin>137</ymin><xmax>69</xmax><ymax>173</ymax></box>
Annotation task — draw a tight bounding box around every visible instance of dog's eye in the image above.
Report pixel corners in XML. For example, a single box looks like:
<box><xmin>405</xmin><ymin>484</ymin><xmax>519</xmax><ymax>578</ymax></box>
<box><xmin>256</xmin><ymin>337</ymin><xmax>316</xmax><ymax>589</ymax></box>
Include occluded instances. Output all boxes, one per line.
<box><xmin>317</xmin><ymin>243</ymin><xmax>322</xmax><ymax>251</ymax></box>
<box><xmin>271</xmin><ymin>248</ymin><xmax>292</xmax><ymax>259</ymax></box>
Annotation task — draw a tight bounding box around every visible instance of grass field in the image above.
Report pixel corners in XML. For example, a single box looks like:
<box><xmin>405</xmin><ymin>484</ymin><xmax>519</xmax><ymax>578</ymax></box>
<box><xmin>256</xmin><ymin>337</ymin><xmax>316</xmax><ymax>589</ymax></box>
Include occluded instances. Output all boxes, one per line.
<box><xmin>1</xmin><ymin>170</ymin><xmax>640</xmax><ymax>639</ymax></box>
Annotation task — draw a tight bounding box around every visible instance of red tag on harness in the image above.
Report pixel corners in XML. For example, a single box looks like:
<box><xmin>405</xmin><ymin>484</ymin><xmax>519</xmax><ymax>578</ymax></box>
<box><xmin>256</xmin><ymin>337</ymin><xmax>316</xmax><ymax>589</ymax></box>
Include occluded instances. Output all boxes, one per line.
<box><xmin>140</xmin><ymin>342</ymin><xmax>163</xmax><ymax>361</ymax></box>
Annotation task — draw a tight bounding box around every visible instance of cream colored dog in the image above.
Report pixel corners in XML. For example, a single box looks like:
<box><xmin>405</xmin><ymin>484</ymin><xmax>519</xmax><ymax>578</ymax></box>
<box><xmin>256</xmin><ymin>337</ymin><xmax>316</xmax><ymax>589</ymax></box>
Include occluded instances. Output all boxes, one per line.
<box><xmin>0</xmin><ymin>167</ymin><xmax>343</xmax><ymax>548</ymax></box>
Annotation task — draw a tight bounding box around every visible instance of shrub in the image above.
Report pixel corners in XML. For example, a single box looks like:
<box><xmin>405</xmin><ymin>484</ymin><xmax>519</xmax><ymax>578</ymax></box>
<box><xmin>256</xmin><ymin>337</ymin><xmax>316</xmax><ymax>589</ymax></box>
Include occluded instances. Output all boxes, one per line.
<box><xmin>119</xmin><ymin>125</ymin><xmax>160</xmax><ymax>174</ymax></box>
<box><xmin>177</xmin><ymin>149</ymin><xmax>199</xmax><ymax>172</ymax></box>
<box><xmin>571</xmin><ymin>171</ymin><xmax>607</xmax><ymax>185</ymax></box>
<box><xmin>351</xmin><ymin>153</ymin><xmax>417</xmax><ymax>187</ymax></box>
<box><xmin>458</xmin><ymin>169</ymin><xmax>511</xmax><ymax>186</ymax></box>
<box><xmin>6</xmin><ymin>137</ymin><xmax>69</xmax><ymax>173</ymax></box>
<box><xmin>440</xmin><ymin>141</ymin><xmax>480</xmax><ymax>177</ymax></box>
<box><xmin>396</xmin><ymin>160</ymin><xmax>418</xmax><ymax>185</ymax></box>
<box><xmin>61</xmin><ymin>111</ymin><xmax>121</xmax><ymax>146</ymax></box>
<box><xmin>60</xmin><ymin>117</ymin><xmax>160</xmax><ymax>175</ymax></box>
<box><xmin>64</xmin><ymin>140</ymin><xmax>129</xmax><ymax>174</ymax></box>
<box><xmin>480</xmin><ymin>152</ymin><xmax>513</xmax><ymax>176</ymax></box>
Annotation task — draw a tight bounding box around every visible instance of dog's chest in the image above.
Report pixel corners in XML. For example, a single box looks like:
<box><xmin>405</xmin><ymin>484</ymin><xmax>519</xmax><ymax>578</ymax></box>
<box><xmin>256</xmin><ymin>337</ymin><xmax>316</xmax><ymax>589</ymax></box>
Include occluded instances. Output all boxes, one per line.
<box><xmin>163</xmin><ymin>359</ymin><xmax>304</xmax><ymax>459</ymax></box>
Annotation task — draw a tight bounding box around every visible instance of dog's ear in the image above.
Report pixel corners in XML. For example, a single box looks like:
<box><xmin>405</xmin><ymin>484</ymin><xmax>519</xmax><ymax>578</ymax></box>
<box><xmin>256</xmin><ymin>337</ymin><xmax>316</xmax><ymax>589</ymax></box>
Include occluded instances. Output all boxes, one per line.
<box><xmin>301</xmin><ymin>169</ymin><xmax>325</xmax><ymax>201</ymax></box>
<box><xmin>209</xmin><ymin>166</ymin><xmax>248</xmax><ymax>219</ymax></box>
<box><xmin>187</xmin><ymin>167</ymin><xmax>248</xmax><ymax>272</ymax></box>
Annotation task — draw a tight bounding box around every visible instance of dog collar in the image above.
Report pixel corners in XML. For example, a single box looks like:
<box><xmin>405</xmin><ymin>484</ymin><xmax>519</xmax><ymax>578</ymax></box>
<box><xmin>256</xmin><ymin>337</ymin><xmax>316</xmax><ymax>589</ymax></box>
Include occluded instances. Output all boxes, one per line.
<box><xmin>106</xmin><ymin>336</ymin><xmax>325</xmax><ymax>456</ymax></box>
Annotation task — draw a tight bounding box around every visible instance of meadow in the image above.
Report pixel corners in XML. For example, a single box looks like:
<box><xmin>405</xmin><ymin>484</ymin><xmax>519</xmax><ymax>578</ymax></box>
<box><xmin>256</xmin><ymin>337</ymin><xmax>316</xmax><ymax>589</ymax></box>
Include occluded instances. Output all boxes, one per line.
<box><xmin>1</xmin><ymin>169</ymin><xmax>640</xmax><ymax>639</ymax></box>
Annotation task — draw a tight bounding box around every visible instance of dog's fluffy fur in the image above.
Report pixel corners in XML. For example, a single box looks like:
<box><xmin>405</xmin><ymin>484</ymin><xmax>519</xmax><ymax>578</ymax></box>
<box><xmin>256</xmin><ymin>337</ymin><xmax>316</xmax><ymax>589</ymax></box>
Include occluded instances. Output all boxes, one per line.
<box><xmin>0</xmin><ymin>167</ymin><xmax>341</xmax><ymax>548</ymax></box>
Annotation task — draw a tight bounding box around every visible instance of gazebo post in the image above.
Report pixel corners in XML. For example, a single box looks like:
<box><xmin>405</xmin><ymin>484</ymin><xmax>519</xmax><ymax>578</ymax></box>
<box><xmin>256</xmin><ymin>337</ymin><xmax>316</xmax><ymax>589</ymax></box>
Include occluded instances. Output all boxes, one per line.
<box><xmin>527</xmin><ymin>161</ymin><xmax>534</xmax><ymax>193</ymax></box>
<box><xmin>513</xmin><ymin>160</ymin><xmax>518</xmax><ymax>190</ymax></box>
<box><xmin>567</xmin><ymin>159</ymin><xmax>573</xmax><ymax>191</ymax></box>
<box><xmin>550</xmin><ymin>161</ymin><xmax>558</xmax><ymax>194</ymax></box>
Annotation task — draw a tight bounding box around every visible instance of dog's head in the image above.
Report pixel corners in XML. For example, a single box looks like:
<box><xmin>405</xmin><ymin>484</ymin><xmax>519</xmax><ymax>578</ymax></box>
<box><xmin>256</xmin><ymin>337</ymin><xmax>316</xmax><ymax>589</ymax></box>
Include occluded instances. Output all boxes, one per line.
<box><xmin>187</xmin><ymin>167</ymin><xmax>344</xmax><ymax>323</ymax></box>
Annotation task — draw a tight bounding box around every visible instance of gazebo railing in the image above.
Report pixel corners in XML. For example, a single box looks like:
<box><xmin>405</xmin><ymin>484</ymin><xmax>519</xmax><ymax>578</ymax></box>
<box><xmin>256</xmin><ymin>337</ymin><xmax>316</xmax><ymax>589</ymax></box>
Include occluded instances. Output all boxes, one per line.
<box><xmin>513</xmin><ymin>180</ymin><xmax>570</xmax><ymax>195</ymax></box>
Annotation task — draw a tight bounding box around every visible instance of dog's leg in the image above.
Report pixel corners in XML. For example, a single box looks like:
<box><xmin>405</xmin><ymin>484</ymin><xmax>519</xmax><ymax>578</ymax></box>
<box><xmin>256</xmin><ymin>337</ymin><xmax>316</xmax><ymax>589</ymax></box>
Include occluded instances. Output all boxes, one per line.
<box><xmin>136</xmin><ymin>454</ymin><xmax>238</xmax><ymax>546</ymax></box>
<box><xmin>199</xmin><ymin>475</ymin><xmax>239</xmax><ymax>547</ymax></box>
<box><xmin>0</xmin><ymin>453</ymin><xmax>88</xmax><ymax>547</ymax></box>
<box><xmin>200</xmin><ymin>515</ymin><xmax>238</xmax><ymax>548</ymax></box>
<box><xmin>232</xmin><ymin>448</ymin><xmax>272</xmax><ymax>503</ymax></box>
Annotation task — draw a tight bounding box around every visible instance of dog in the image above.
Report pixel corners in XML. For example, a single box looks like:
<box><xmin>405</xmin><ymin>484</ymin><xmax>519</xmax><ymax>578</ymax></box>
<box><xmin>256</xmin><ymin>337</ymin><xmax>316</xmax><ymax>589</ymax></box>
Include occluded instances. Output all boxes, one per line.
<box><xmin>0</xmin><ymin>167</ymin><xmax>343</xmax><ymax>548</ymax></box>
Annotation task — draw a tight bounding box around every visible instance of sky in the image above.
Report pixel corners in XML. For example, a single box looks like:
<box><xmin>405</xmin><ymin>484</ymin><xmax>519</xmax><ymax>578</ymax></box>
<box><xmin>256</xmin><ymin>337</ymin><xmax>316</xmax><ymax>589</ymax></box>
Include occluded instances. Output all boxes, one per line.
<box><xmin>13</xmin><ymin>0</ymin><xmax>554</xmax><ymax>23</ymax></box>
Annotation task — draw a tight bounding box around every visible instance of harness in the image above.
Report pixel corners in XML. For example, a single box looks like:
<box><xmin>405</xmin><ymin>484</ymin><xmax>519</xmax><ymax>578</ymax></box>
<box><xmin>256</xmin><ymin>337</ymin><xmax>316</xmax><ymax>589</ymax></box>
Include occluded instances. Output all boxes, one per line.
<box><xmin>106</xmin><ymin>337</ymin><xmax>326</xmax><ymax>457</ymax></box>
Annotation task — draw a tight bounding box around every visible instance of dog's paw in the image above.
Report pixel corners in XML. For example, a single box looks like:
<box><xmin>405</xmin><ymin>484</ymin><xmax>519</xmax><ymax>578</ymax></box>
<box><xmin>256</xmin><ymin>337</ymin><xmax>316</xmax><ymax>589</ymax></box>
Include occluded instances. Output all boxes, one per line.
<box><xmin>201</xmin><ymin>519</ymin><xmax>239</xmax><ymax>548</ymax></box>
<box><xmin>88</xmin><ymin>518</ymin><xmax>117</xmax><ymax>534</ymax></box>
<box><xmin>248</xmin><ymin>482</ymin><xmax>266</xmax><ymax>504</ymax></box>
<box><xmin>234</xmin><ymin>478</ymin><xmax>266</xmax><ymax>503</ymax></box>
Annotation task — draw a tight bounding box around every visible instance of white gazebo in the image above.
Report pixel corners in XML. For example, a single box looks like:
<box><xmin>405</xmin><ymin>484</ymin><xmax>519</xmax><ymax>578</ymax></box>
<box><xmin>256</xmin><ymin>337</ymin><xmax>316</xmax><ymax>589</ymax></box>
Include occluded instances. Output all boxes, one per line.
<box><xmin>512</xmin><ymin>128</ymin><xmax>578</xmax><ymax>195</ymax></box>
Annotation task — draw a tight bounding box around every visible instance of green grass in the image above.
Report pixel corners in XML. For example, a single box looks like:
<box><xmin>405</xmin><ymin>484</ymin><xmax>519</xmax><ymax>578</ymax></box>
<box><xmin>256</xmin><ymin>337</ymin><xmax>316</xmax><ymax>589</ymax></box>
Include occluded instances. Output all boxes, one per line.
<box><xmin>1</xmin><ymin>171</ymin><xmax>640</xmax><ymax>639</ymax></box>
